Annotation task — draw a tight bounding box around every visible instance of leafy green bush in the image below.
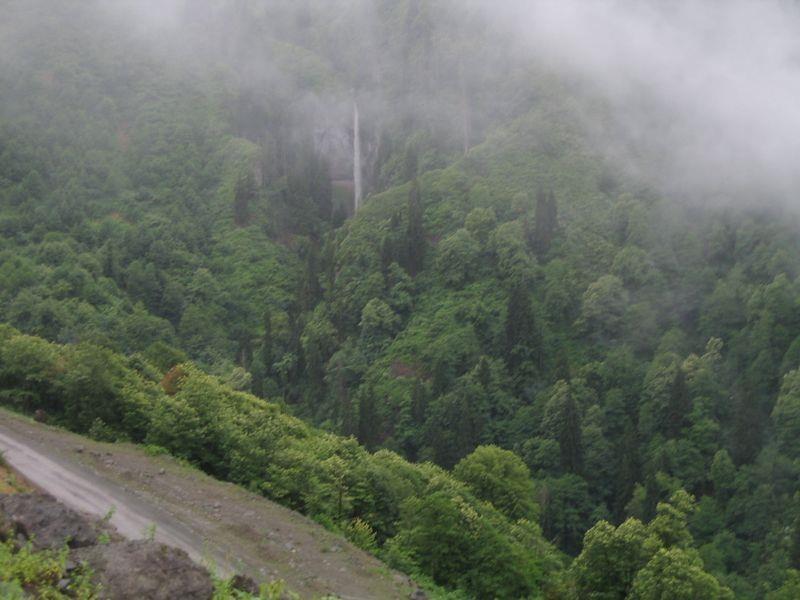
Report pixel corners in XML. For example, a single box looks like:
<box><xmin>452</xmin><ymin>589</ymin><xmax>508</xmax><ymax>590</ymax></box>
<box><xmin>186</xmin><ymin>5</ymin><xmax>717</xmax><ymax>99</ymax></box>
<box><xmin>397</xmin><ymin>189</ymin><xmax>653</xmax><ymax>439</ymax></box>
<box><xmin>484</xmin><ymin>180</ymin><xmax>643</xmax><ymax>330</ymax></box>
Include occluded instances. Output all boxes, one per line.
<box><xmin>0</xmin><ymin>540</ymin><xmax>97</xmax><ymax>599</ymax></box>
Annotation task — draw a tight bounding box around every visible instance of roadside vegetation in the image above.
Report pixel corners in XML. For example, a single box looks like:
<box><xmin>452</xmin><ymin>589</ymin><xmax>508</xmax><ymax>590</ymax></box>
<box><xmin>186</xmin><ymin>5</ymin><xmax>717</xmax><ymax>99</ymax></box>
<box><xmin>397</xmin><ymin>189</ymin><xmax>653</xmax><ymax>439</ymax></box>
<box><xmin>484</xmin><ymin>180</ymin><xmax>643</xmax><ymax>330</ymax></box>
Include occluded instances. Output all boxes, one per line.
<box><xmin>0</xmin><ymin>454</ymin><xmax>30</xmax><ymax>494</ymax></box>
<box><xmin>0</xmin><ymin>541</ymin><xmax>97</xmax><ymax>599</ymax></box>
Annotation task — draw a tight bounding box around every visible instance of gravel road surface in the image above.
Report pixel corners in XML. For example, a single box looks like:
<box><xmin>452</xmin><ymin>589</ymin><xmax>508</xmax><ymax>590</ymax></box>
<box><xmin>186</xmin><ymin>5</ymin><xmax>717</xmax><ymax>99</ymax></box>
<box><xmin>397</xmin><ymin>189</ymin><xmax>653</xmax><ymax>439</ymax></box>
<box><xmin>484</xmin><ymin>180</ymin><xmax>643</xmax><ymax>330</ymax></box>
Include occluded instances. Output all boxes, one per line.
<box><xmin>0</xmin><ymin>409</ymin><xmax>413</xmax><ymax>599</ymax></box>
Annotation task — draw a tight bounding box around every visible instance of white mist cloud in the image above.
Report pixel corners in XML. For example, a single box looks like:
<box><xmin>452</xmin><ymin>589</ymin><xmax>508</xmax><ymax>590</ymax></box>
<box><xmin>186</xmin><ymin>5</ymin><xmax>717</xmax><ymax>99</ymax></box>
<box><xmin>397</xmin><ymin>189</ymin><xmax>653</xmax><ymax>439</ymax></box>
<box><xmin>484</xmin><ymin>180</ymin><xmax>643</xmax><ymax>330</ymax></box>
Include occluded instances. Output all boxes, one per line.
<box><xmin>87</xmin><ymin>0</ymin><xmax>800</xmax><ymax>203</ymax></box>
<box><xmin>488</xmin><ymin>0</ymin><xmax>800</xmax><ymax>201</ymax></box>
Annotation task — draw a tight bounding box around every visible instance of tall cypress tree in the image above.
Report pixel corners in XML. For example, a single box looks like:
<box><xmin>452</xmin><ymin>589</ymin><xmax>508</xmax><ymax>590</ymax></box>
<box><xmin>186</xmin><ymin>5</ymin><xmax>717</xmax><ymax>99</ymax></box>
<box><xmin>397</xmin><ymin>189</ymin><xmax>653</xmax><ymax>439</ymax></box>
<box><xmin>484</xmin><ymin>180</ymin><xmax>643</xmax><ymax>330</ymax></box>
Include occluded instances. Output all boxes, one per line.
<box><xmin>309</xmin><ymin>153</ymin><xmax>332</xmax><ymax>223</ymax></box>
<box><xmin>613</xmin><ymin>419</ymin><xmax>640</xmax><ymax>520</ymax></box>
<box><xmin>405</xmin><ymin>178</ymin><xmax>425</xmax><ymax>277</ymax></box>
<box><xmin>731</xmin><ymin>385</ymin><xmax>763</xmax><ymax>465</ymax></box>
<box><xmin>475</xmin><ymin>356</ymin><xmax>492</xmax><ymax>390</ymax></box>
<box><xmin>260</xmin><ymin>308</ymin><xmax>273</xmax><ymax>377</ymax></box>
<box><xmin>560</xmin><ymin>390</ymin><xmax>583</xmax><ymax>474</ymax></box>
<box><xmin>233</xmin><ymin>171</ymin><xmax>256</xmax><ymax>227</ymax></box>
<box><xmin>534</xmin><ymin>189</ymin><xmax>558</xmax><ymax>257</ymax></box>
<box><xmin>411</xmin><ymin>378</ymin><xmax>428</xmax><ymax>425</ymax></box>
<box><xmin>297</xmin><ymin>240</ymin><xmax>322</xmax><ymax>312</ymax></box>
<box><xmin>358</xmin><ymin>389</ymin><xmax>380</xmax><ymax>450</ymax></box>
<box><xmin>253</xmin><ymin>308</ymin><xmax>274</xmax><ymax>398</ymax></box>
<box><xmin>544</xmin><ymin>382</ymin><xmax>584</xmax><ymax>474</ymax></box>
<box><xmin>380</xmin><ymin>234</ymin><xmax>395</xmax><ymax>279</ymax></box>
<box><xmin>666</xmin><ymin>366</ymin><xmax>690</xmax><ymax>438</ymax></box>
<box><xmin>790</xmin><ymin>498</ymin><xmax>800</xmax><ymax>570</ymax></box>
<box><xmin>505</xmin><ymin>279</ymin><xmax>541</xmax><ymax>374</ymax></box>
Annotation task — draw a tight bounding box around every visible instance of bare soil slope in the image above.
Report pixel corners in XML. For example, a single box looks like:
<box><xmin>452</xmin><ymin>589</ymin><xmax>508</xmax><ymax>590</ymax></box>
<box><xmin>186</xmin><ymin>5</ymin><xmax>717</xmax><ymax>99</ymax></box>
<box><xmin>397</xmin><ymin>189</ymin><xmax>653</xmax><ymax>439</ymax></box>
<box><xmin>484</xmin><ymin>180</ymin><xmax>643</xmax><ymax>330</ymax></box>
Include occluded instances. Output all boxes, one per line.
<box><xmin>0</xmin><ymin>409</ymin><xmax>415</xmax><ymax>599</ymax></box>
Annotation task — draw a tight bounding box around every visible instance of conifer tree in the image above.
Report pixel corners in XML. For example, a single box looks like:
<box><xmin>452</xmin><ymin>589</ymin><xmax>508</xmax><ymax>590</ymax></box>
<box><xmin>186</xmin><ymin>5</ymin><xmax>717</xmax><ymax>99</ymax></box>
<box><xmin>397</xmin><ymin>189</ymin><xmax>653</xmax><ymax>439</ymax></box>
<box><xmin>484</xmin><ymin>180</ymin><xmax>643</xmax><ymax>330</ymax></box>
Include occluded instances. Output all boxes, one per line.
<box><xmin>544</xmin><ymin>382</ymin><xmax>584</xmax><ymax>474</ymax></box>
<box><xmin>505</xmin><ymin>279</ymin><xmax>541</xmax><ymax>373</ymax></box>
<box><xmin>358</xmin><ymin>390</ymin><xmax>379</xmax><ymax>450</ymax></box>
<box><xmin>666</xmin><ymin>367</ymin><xmax>690</xmax><ymax>438</ymax></box>
<box><xmin>405</xmin><ymin>178</ymin><xmax>425</xmax><ymax>277</ymax></box>
<box><xmin>233</xmin><ymin>171</ymin><xmax>256</xmax><ymax>227</ymax></box>
<box><xmin>411</xmin><ymin>378</ymin><xmax>427</xmax><ymax>425</ymax></box>
<box><xmin>561</xmin><ymin>390</ymin><xmax>584</xmax><ymax>474</ymax></box>
<box><xmin>534</xmin><ymin>188</ymin><xmax>558</xmax><ymax>256</ymax></box>
<box><xmin>731</xmin><ymin>385</ymin><xmax>763</xmax><ymax>465</ymax></box>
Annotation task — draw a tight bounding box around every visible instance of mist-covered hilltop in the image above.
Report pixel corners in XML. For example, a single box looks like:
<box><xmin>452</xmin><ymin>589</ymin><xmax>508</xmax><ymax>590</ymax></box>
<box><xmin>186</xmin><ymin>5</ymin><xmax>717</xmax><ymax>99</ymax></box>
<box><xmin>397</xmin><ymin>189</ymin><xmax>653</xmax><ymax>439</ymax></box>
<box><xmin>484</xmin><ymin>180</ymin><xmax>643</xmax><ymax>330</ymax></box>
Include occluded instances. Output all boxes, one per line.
<box><xmin>3</xmin><ymin>0</ymin><xmax>800</xmax><ymax>598</ymax></box>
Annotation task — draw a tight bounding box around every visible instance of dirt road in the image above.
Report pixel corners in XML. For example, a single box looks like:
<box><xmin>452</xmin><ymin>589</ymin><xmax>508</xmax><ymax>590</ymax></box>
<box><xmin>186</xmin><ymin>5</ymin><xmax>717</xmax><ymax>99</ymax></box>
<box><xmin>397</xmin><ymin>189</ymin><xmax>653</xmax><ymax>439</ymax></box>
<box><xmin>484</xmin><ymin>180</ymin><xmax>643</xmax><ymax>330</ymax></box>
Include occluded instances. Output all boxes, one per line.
<box><xmin>0</xmin><ymin>409</ymin><xmax>413</xmax><ymax>599</ymax></box>
<box><xmin>0</xmin><ymin>425</ymin><xmax>213</xmax><ymax>568</ymax></box>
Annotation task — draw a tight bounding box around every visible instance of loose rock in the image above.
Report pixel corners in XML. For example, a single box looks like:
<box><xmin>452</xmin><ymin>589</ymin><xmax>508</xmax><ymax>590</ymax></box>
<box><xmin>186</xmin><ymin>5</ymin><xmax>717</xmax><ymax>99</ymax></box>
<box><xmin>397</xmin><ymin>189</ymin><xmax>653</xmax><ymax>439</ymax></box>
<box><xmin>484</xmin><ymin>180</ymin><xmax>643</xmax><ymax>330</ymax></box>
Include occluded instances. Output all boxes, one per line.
<box><xmin>0</xmin><ymin>493</ymin><xmax>97</xmax><ymax>549</ymax></box>
<box><xmin>73</xmin><ymin>540</ymin><xmax>214</xmax><ymax>600</ymax></box>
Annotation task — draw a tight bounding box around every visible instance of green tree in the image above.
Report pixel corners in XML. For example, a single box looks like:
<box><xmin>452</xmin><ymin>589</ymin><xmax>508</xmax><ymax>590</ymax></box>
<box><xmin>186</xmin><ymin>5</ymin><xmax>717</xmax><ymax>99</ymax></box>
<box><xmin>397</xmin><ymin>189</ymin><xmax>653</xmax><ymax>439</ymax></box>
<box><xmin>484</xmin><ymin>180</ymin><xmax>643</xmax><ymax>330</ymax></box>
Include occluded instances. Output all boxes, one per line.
<box><xmin>464</xmin><ymin>206</ymin><xmax>496</xmax><ymax>245</ymax></box>
<box><xmin>639</xmin><ymin>354</ymin><xmax>689</xmax><ymax>441</ymax></box>
<box><xmin>709</xmin><ymin>450</ymin><xmax>736</xmax><ymax>501</ymax></box>
<box><xmin>233</xmin><ymin>170</ymin><xmax>256</xmax><ymax>227</ymax></box>
<box><xmin>570</xmin><ymin>490</ymin><xmax>729</xmax><ymax>599</ymax></box>
<box><xmin>628</xmin><ymin>548</ymin><xmax>734</xmax><ymax>600</ymax></box>
<box><xmin>404</xmin><ymin>179</ymin><xmax>425</xmax><ymax>277</ymax></box>
<box><xmin>300</xmin><ymin>308</ymin><xmax>337</xmax><ymax>392</ymax></box>
<box><xmin>543</xmin><ymin>381</ymin><xmax>583</xmax><ymax>474</ymax></box>
<box><xmin>772</xmin><ymin>369</ymin><xmax>800</xmax><ymax>458</ymax></box>
<box><xmin>453</xmin><ymin>445</ymin><xmax>538</xmax><ymax>521</ymax></box>
<box><xmin>612</xmin><ymin>246</ymin><xmax>656</xmax><ymax>289</ymax></box>
<box><xmin>504</xmin><ymin>277</ymin><xmax>541</xmax><ymax>380</ymax></box>
<box><xmin>569</xmin><ymin>518</ymin><xmax>660</xmax><ymax>600</ymax></box>
<box><xmin>648</xmin><ymin>490</ymin><xmax>695</xmax><ymax>549</ymax></box>
<box><xmin>768</xmin><ymin>570</ymin><xmax>800</xmax><ymax>599</ymax></box>
<box><xmin>538</xmin><ymin>473</ymin><xmax>594</xmax><ymax>555</ymax></box>
<box><xmin>435</xmin><ymin>228</ymin><xmax>480</xmax><ymax>288</ymax></box>
<box><xmin>260</xmin><ymin>308</ymin><xmax>274</xmax><ymax>376</ymax></box>
<box><xmin>577</xmin><ymin>275</ymin><xmax>629</xmax><ymax>340</ymax></box>
<box><xmin>582</xmin><ymin>405</ymin><xmax>614</xmax><ymax>501</ymax></box>
<box><xmin>534</xmin><ymin>188</ymin><xmax>558</xmax><ymax>257</ymax></box>
<box><xmin>424</xmin><ymin>380</ymin><xmax>484</xmax><ymax>468</ymax></box>
<box><xmin>359</xmin><ymin>298</ymin><xmax>400</xmax><ymax>356</ymax></box>
<box><xmin>393</xmin><ymin>489</ymin><xmax>543</xmax><ymax>598</ymax></box>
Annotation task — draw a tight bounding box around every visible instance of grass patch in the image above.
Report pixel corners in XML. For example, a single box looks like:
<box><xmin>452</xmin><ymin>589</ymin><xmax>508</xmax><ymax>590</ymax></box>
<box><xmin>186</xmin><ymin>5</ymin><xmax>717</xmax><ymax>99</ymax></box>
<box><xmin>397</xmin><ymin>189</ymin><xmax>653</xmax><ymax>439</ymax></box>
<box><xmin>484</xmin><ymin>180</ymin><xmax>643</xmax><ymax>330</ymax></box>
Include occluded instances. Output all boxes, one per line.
<box><xmin>0</xmin><ymin>452</ymin><xmax>30</xmax><ymax>494</ymax></box>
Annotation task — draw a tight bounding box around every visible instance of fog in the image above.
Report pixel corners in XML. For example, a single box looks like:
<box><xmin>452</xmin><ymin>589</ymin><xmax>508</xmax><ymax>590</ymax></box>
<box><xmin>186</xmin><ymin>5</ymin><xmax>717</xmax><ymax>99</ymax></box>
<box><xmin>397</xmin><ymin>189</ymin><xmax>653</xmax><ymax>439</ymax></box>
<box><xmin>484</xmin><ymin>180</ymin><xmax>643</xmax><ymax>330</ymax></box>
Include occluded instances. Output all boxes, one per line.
<box><xmin>111</xmin><ymin>0</ymin><xmax>800</xmax><ymax>204</ymax></box>
<box><xmin>485</xmin><ymin>0</ymin><xmax>800</xmax><ymax>202</ymax></box>
<box><xmin>23</xmin><ymin>0</ymin><xmax>800</xmax><ymax>205</ymax></box>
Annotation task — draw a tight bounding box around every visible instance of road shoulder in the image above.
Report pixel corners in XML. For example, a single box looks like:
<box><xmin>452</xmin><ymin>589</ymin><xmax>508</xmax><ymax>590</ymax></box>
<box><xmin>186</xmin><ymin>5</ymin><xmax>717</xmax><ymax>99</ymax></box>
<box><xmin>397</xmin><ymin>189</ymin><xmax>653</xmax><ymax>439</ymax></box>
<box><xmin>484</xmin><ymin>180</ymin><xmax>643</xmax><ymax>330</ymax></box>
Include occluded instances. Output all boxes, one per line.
<box><xmin>0</xmin><ymin>408</ymin><xmax>413</xmax><ymax>600</ymax></box>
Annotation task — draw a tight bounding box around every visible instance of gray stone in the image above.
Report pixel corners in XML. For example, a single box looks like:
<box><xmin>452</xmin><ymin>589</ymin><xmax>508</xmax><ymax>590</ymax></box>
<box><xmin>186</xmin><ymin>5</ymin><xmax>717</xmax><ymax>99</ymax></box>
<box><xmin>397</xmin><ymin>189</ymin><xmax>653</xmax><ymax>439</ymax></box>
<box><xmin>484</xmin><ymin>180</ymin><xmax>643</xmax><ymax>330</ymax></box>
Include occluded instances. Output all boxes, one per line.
<box><xmin>72</xmin><ymin>540</ymin><xmax>214</xmax><ymax>600</ymax></box>
<box><xmin>0</xmin><ymin>493</ymin><xmax>97</xmax><ymax>549</ymax></box>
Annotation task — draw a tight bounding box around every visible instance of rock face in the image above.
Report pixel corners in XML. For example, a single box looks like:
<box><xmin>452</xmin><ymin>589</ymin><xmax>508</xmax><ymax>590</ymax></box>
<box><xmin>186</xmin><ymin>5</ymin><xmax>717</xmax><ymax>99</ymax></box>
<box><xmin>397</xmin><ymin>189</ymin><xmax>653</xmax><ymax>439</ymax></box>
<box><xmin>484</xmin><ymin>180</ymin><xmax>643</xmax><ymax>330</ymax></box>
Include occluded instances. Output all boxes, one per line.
<box><xmin>0</xmin><ymin>493</ymin><xmax>97</xmax><ymax>549</ymax></box>
<box><xmin>73</xmin><ymin>540</ymin><xmax>214</xmax><ymax>600</ymax></box>
<box><xmin>0</xmin><ymin>493</ymin><xmax>215</xmax><ymax>599</ymax></box>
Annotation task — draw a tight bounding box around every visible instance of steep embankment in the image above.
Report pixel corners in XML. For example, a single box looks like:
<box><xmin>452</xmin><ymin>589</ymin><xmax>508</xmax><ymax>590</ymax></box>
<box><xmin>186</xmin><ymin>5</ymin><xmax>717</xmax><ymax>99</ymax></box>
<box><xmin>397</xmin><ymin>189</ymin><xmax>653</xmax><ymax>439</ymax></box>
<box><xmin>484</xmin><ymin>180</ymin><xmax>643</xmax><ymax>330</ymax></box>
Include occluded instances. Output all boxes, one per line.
<box><xmin>0</xmin><ymin>409</ymin><xmax>414</xmax><ymax>600</ymax></box>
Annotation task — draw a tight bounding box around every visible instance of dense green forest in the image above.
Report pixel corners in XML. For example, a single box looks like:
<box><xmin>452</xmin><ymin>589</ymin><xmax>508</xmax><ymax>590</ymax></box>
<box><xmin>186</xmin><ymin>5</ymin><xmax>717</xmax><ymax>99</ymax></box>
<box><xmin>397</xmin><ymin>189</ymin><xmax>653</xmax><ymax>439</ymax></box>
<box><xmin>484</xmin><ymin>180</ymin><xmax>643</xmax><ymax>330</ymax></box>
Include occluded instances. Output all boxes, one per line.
<box><xmin>3</xmin><ymin>0</ymin><xmax>800</xmax><ymax>597</ymax></box>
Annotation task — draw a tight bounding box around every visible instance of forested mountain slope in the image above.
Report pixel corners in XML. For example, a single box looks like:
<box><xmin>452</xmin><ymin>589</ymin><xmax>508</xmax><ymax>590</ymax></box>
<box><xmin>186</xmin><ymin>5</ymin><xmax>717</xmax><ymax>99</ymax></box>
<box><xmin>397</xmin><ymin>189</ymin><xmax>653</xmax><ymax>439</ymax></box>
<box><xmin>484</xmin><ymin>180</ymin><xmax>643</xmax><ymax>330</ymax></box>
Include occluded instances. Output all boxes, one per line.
<box><xmin>2</xmin><ymin>0</ymin><xmax>800</xmax><ymax>598</ymax></box>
